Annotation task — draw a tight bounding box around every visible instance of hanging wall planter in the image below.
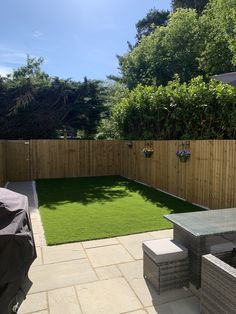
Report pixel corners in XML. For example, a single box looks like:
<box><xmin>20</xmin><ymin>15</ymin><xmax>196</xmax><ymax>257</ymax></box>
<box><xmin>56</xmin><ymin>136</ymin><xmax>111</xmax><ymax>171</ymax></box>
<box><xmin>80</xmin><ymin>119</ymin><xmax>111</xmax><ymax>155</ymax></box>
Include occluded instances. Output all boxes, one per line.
<box><xmin>126</xmin><ymin>141</ymin><xmax>133</xmax><ymax>148</ymax></box>
<box><xmin>142</xmin><ymin>147</ymin><xmax>154</xmax><ymax>158</ymax></box>
<box><xmin>176</xmin><ymin>141</ymin><xmax>191</xmax><ymax>163</ymax></box>
<box><xmin>176</xmin><ymin>149</ymin><xmax>191</xmax><ymax>162</ymax></box>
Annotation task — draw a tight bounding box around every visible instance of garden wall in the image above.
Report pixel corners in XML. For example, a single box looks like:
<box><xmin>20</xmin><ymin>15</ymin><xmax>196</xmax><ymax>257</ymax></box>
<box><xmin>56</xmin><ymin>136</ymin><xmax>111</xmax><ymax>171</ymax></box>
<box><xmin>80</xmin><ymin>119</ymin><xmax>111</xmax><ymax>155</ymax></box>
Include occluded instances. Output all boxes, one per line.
<box><xmin>1</xmin><ymin>139</ymin><xmax>236</xmax><ymax>209</ymax></box>
<box><xmin>0</xmin><ymin>140</ymin><xmax>7</xmax><ymax>187</ymax></box>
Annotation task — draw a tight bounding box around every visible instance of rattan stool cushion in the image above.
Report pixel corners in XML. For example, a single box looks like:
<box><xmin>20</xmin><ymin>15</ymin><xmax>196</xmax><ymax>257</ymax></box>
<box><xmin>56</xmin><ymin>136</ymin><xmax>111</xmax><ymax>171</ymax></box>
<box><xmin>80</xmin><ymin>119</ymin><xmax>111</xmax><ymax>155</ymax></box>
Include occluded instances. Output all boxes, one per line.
<box><xmin>143</xmin><ymin>238</ymin><xmax>188</xmax><ymax>263</ymax></box>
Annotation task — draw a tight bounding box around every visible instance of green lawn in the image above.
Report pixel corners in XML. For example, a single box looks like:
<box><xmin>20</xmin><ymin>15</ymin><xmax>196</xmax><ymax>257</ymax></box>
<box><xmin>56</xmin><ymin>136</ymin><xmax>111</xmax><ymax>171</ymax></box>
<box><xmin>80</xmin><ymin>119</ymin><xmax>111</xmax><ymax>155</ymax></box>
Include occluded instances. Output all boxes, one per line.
<box><xmin>36</xmin><ymin>176</ymin><xmax>202</xmax><ymax>245</ymax></box>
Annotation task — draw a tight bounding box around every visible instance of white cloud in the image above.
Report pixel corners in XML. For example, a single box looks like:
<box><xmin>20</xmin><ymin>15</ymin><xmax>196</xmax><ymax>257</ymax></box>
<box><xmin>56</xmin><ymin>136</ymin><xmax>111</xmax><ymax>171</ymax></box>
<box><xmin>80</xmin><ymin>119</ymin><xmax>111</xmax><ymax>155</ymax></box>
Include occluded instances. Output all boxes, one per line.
<box><xmin>0</xmin><ymin>65</ymin><xmax>12</xmax><ymax>77</ymax></box>
<box><xmin>33</xmin><ymin>30</ymin><xmax>43</xmax><ymax>38</ymax></box>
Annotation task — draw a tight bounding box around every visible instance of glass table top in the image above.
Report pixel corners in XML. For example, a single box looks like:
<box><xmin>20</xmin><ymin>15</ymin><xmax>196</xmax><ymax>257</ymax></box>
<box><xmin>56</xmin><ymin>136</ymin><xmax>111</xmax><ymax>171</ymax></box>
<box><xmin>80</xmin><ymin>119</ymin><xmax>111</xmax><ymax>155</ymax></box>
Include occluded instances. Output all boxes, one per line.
<box><xmin>165</xmin><ymin>208</ymin><xmax>236</xmax><ymax>236</ymax></box>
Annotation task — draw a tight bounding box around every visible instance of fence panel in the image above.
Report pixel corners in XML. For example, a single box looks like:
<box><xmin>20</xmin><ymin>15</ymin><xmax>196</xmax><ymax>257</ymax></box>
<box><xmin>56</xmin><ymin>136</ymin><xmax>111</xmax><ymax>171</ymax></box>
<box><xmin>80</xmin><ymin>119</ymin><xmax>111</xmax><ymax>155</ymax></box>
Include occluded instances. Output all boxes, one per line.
<box><xmin>0</xmin><ymin>140</ymin><xmax>6</xmax><ymax>186</ymax></box>
<box><xmin>30</xmin><ymin>140</ymin><xmax>121</xmax><ymax>179</ymax></box>
<box><xmin>121</xmin><ymin>140</ymin><xmax>236</xmax><ymax>209</ymax></box>
<box><xmin>6</xmin><ymin>140</ymin><xmax>30</xmax><ymax>181</ymax></box>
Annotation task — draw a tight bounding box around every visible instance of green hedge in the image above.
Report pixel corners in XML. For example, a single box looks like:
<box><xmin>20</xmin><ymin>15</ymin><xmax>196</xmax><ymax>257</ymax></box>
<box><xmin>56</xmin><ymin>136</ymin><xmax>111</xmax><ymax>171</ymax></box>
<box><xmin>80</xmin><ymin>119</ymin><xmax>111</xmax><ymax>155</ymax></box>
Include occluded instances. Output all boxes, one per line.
<box><xmin>112</xmin><ymin>76</ymin><xmax>236</xmax><ymax>140</ymax></box>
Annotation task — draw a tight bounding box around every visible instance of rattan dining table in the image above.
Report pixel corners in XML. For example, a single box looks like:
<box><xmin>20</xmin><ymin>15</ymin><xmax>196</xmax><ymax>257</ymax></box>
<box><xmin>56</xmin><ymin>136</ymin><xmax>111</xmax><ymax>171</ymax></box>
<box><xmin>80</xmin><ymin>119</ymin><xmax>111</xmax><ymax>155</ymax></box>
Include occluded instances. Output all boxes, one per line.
<box><xmin>165</xmin><ymin>208</ymin><xmax>236</xmax><ymax>288</ymax></box>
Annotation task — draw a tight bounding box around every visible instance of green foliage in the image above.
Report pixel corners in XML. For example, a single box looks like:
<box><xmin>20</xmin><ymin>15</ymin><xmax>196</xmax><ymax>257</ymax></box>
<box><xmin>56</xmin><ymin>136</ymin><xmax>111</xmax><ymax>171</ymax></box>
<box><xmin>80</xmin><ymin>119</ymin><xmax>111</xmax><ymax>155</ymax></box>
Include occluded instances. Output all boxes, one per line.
<box><xmin>198</xmin><ymin>0</ymin><xmax>236</xmax><ymax>75</ymax></box>
<box><xmin>119</xmin><ymin>0</ymin><xmax>236</xmax><ymax>89</ymax></box>
<box><xmin>0</xmin><ymin>57</ymin><xmax>106</xmax><ymax>139</ymax></box>
<box><xmin>135</xmin><ymin>9</ymin><xmax>170</xmax><ymax>41</ymax></box>
<box><xmin>95</xmin><ymin>118</ymin><xmax>119</xmax><ymax>140</ymax></box>
<box><xmin>112</xmin><ymin>77</ymin><xmax>236</xmax><ymax>140</ymax></box>
<box><xmin>12</xmin><ymin>55</ymin><xmax>49</xmax><ymax>82</ymax></box>
<box><xmin>119</xmin><ymin>9</ymin><xmax>201</xmax><ymax>88</ymax></box>
<box><xmin>95</xmin><ymin>82</ymin><xmax>129</xmax><ymax>139</ymax></box>
<box><xmin>172</xmin><ymin>0</ymin><xmax>209</xmax><ymax>14</ymax></box>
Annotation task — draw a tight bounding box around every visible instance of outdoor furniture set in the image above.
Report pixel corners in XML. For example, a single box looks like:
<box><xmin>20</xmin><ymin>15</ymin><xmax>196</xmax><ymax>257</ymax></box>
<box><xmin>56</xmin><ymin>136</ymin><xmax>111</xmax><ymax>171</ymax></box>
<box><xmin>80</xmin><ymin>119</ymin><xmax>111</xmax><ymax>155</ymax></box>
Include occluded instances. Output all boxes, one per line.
<box><xmin>143</xmin><ymin>208</ymin><xmax>236</xmax><ymax>314</ymax></box>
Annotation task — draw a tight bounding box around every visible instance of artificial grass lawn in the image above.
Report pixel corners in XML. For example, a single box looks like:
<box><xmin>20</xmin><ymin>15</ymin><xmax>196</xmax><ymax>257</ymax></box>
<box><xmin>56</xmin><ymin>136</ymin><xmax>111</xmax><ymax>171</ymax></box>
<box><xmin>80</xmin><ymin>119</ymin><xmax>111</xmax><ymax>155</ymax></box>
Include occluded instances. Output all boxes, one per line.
<box><xmin>36</xmin><ymin>176</ymin><xmax>202</xmax><ymax>245</ymax></box>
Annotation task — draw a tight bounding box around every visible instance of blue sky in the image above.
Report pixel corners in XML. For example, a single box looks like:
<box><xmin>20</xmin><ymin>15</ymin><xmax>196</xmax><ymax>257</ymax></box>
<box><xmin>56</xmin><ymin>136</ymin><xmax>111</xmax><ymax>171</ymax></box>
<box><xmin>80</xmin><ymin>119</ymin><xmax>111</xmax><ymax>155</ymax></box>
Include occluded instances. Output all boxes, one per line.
<box><xmin>1</xmin><ymin>0</ymin><xmax>170</xmax><ymax>81</ymax></box>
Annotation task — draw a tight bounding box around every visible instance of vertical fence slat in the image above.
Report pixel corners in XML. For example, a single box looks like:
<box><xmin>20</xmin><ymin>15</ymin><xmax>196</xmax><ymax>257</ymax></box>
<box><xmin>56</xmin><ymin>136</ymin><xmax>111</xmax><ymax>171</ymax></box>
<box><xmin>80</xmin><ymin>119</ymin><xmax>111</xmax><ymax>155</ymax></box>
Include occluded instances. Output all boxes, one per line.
<box><xmin>0</xmin><ymin>140</ymin><xmax>7</xmax><ymax>186</ymax></box>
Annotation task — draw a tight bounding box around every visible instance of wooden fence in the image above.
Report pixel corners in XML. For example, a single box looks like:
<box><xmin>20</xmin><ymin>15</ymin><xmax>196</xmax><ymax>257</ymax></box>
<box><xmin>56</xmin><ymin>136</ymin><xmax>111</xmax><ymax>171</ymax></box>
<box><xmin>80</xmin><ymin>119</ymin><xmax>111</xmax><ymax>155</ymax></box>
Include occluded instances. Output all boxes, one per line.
<box><xmin>120</xmin><ymin>140</ymin><xmax>236</xmax><ymax>209</ymax></box>
<box><xmin>0</xmin><ymin>141</ymin><xmax>6</xmax><ymax>187</ymax></box>
<box><xmin>30</xmin><ymin>140</ymin><xmax>121</xmax><ymax>179</ymax></box>
<box><xmin>1</xmin><ymin>140</ymin><xmax>121</xmax><ymax>182</ymax></box>
<box><xmin>0</xmin><ymin>139</ymin><xmax>236</xmax><ymax>209</ymax></box>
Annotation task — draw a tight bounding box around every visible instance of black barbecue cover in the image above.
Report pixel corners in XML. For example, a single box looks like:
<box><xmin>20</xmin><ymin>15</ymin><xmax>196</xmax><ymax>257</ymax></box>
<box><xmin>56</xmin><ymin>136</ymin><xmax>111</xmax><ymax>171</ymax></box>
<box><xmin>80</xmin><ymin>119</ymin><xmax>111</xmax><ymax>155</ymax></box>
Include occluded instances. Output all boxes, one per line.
<box><xmin>0</xmin><ymin>188</ymin><xmax>36</xmax><ymax>313</ymax></box>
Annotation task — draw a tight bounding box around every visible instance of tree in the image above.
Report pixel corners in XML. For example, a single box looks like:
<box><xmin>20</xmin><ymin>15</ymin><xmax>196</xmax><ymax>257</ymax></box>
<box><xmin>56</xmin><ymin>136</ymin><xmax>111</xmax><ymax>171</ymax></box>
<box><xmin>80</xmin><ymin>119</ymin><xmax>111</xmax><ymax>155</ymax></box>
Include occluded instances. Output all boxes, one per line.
<box><xmin>108</xmin><ymin>9</ymin><xmax>170</xmax><ymax>83</ymax></box>
<box><xmin>12</xmin><ymin>55</ymin><xmax>49</xmax><ymax>82</ymax></box>
<box><xmin>64</xmin><ymin>77</ymin><xmax>106</xmax><ymax>138</ymax></box>
<box><xmin>198</xmin><ymin>0</ymin><xmax>236</xmax><ymax>75</ymax></box>
<box><xmin>172</xmin><ymin>0</ymin><xmax>209</xmax><ymax>14</ymax></box>
<box><xmin>0</xmin><ymin>57</ymin><xmax>106</xmax><ymax>139</ymax></box>
<box><xmin>95</xmin><ymin>82</ymin><xmax>129</xmax><ymax>139</ymax></box>
<box><xmin>118</xmin><ymin>0</ymin><xmax>236</xmax><ymax>89</ymax></box>
<box><xmin>119</xmin><ymin>9</ymin><xmax>201</xmax><ymax>88</ymax></box>
<box><xmin>135</xmin><ymin>9</ymin><xmax>170</xmax><ymax>41</ymax></box>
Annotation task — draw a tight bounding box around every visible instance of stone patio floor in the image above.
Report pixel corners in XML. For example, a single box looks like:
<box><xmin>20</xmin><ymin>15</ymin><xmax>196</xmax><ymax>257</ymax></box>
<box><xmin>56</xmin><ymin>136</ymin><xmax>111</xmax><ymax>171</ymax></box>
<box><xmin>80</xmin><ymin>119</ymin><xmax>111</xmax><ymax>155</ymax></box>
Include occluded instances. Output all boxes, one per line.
<box><xmin>7</xmin><ymin>182</ymin><xmax>200</xmax><ymax>314</ymax></box>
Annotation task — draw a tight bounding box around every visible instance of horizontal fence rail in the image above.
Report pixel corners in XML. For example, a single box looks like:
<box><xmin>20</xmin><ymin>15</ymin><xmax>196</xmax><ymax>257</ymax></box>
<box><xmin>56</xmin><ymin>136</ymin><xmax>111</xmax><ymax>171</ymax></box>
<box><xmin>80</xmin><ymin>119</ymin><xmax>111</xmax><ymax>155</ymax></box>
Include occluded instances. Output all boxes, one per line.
<box><xmin>0</xmin><ymin>139</ymin><xmax>236</xmax><ymax>209</ymax></box>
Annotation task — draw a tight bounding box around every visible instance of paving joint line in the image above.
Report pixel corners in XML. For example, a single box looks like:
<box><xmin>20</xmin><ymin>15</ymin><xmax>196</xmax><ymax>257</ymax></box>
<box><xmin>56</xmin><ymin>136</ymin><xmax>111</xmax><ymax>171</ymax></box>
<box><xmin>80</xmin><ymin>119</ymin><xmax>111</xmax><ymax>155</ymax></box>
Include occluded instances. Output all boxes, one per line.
<box><xmin>73</xmin><ymin>285</ymin><xmax>84</xmax><ymax>314</ymax></box>
<box><xmin>82</xmin><ymin>244</ymin><xmax>99</xmax><ymax>282</ymax></box>
<box><xmin>119</xmin><ymin>269</ymin><xmax>146</xmax><ymax>310</ymax></box>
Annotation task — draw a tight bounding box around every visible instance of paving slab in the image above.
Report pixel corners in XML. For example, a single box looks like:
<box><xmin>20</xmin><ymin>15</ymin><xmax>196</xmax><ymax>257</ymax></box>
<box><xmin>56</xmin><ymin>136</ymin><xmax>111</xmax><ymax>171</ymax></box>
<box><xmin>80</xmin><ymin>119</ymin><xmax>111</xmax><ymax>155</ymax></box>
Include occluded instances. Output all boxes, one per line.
<box><xmin>95</xmin><ymin>265</ymin><xmax>122</xmax><ymax>280</ymax></box>
<box><xmin>29</xmin><ymin>259</ymin><xmax>97</xmax><ymax>293</ymax></box>
<box><xmin>118</xmin><ymin>260</ymin><xmax>192</xmax><ymax>307</ymax></box>
<box><xmin>33</xmin><ymin>234</ymin><xmax>41</xmax><ymax>247</ymax></box>
<box><xmin>48</xmin><ymin>286</ymin><xmax>82</xmax><ymax>314</ymax></box>
<box><xmin>76</xmin><ymin>277</ymin><xmax>142</xmax><ymax>314</ymax></box>
<box><xmin>31</xmin><ymin>219</ymin><xmax>40</xmax><ymax>234</ymax></box>
<box><xmin>42</xmin><ymin>242</ymin><xmax>86</xmax><ymax>264</ymax></box>
<box><xmin>30</xmin><ymin>211</ymin><xmax>40</xmax><ymax>220</ymax></box>
<box><xmin>118</xmin><ymin>233</ymin><xmax>153</xmax><ymax>260</ymax></box>
<box><xmin>82</xmin><ymin>237</ymin><xmax>119</xmax><ymax>249</ymax></box>
<box><xmin>32</xmin><ymin>247</ymin><xmax>43</xmax><ymax>267</ymax></box>
<box><xmin>31</xmin><ymin>222</ymin><xmax>45</xmax><ymax>240</ymax></box>
<box><xmin>146</xmin><ymin>296</ymin><xmax>200</xmax><ymax>314</ymax></box>
<box><xmin>31</xmin><ymin>311</ymin><xmax>48</xmax><ymax>314</ymax></box>
<box><xmin>7</xmin><ymin>180</ymin><xmax>47</xmax><ymax>246</ymax></box>
<box><xmin>122</xmin><ymin>310</ymin><xmax>147</xmax><ymax>314</ymax></box>
<box><xmin>148</xmin><ymin>229</ymin><xmax>173</xmax><ymax>239</ymax></box>
<box><xmin>86</xmin><ymin>244</ymin><xmax>134</xmax><ymax>268</ymax></box>
<box><xmin>18</xmin><ymin>292</ymin><xmax>47</xmax><ymax>314</ymax></box>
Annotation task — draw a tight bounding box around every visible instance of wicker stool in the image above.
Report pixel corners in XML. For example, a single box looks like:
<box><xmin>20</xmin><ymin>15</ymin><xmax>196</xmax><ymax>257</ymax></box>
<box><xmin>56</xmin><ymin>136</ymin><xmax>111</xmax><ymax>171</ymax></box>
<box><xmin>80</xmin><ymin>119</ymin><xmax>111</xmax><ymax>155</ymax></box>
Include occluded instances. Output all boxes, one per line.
<box><xmin>143</xmin><ymin>238</ymin><xmax>189</xmax><ymax>294</ymax></box>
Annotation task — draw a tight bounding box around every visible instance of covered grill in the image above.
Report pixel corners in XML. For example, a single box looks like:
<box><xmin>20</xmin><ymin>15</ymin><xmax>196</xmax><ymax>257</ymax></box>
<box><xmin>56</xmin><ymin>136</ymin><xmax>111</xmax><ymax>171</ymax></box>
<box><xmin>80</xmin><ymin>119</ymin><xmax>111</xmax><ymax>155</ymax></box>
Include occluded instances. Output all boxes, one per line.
<box><xmin>0</xmin><ymin>188</ymin><xmax>36</xmax><ymax>314</ymax></box>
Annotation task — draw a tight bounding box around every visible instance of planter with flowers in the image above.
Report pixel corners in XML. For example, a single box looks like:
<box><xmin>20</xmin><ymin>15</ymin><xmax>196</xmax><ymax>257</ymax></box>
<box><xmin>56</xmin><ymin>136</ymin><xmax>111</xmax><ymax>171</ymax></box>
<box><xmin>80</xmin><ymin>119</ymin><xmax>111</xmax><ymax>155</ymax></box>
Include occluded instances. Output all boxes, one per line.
<box><xmin>176</xmin><ymin>149</ymin><xmax>191</xmax><ymax>162</ymax></box>
<box><xmin>126</xmin><ymin>141</ymin><xmax>133</xmax><ymax>148</ymax></box>
<box><xmin>142</xmin><ymin>147</ymin><xmax>154</xmax><ymax>158</ymax></box>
